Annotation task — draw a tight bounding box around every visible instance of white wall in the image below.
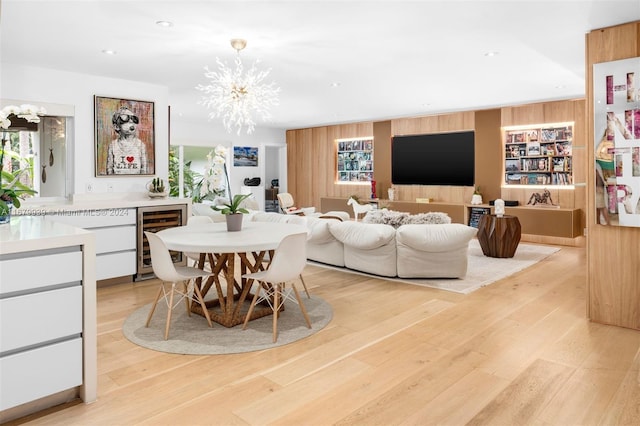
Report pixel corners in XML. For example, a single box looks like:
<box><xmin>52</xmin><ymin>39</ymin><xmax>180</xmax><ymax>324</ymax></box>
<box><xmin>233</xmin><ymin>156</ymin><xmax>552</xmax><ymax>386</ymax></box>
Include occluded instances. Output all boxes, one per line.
<box><xmin>1</xmin><ymin>63</ymin><xmax>287</xmax><ymax>199</ymax></box>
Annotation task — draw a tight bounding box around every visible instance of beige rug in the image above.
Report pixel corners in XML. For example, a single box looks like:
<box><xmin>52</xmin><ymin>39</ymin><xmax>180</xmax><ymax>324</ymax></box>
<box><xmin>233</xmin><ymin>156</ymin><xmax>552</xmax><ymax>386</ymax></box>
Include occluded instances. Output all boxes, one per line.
<box><xmin>123</xmin><ymin>295</ymin><xmax>332</xmax><ymax>355</ymax></box>
<box><xmin>309</xmin><ymin>240</ymin><xmax>560</xmax><ymax>295</ymax></box>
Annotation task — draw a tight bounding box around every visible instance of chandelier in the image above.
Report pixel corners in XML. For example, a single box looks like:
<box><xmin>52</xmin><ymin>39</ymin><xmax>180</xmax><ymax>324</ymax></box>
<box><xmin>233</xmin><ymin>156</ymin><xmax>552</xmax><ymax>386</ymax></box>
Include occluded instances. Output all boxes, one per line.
<box><xmin>196</xmin><ymin>38</ymin><xmax>280</xmax><ymax>135</ymax></box>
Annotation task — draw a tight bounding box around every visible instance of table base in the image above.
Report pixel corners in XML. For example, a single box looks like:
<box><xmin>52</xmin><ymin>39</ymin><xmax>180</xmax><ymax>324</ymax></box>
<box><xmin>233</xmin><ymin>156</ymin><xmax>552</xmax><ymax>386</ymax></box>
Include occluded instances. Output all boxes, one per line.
<box><xmin>190</xmin><ymin>251</ymin><xmax>277</xmax><ymax>328</ymax></box>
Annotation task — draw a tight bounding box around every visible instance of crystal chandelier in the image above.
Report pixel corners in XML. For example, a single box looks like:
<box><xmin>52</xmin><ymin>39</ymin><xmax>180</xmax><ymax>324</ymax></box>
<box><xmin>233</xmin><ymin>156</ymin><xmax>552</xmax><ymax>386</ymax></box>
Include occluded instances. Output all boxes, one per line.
<box><xmin>196</xmin><ymin>39</ymin><xmax>280</xmax><ymax>135</ymax></box>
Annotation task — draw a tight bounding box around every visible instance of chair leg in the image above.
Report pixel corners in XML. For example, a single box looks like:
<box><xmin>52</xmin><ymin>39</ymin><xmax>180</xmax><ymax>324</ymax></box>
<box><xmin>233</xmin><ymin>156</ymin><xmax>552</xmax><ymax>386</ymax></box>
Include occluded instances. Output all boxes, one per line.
<box><xmin>299</xmin><ymin>274</ymin><xmax>310</xmax><ymax>298</ymax></box>
<box><xmin>242</xmin><ymin>283</ymin><xmax>263</xmax><ymax>330</ymax></box>
<box><xmin>183</xmin><ymin>280</ymin><xmax>191</xmax><ymax>317</ymax></box>
<box><xmin>193</xmin><ymin>280</ymin><xmax>213</xmax><ymax>328</ymax></box>
<box><xmin>145</xmin><ymin>282</ymin><xmax>165</xmax><ymax>327</ymax></box>
<box><xmin>291</xmin><ymin>283</ymin><xmax>312</xmax><ymax>328</ymax></box>
<box><xmin>272</xmin><ymin>284</ymin><xmax>280</xmax><ymax>342</ymax></box>
<box><xmin>164</xmin><ymin>283</ymin><xmax>176</xmax><ymax>340</ymax></box>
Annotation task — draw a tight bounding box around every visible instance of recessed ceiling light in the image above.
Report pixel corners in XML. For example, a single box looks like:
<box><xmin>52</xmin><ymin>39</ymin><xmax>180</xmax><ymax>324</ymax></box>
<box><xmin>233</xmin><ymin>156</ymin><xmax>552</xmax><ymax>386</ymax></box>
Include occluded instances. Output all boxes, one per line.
<box><xmin>484</xmin><ymin>51</ymin><xmax>499</xmax><ymax>57</ymax></box>
<box><xmin>102</xmin><ymin>49</ymin><xmax>116</xmax><ymax>55</ymax></box>
<box><xmin>156</xmin><ymin>20</ymin><xmax>173</xmax><ymax>28</ymax></box>
<box><xmin>555</xmin><ymin>85</ymin><xmax>566</xmax><ymax>89</ymax></box>
<box><xmin>330</xmin><ymin>82</ymin><xmax>341</xmax><ymax>88</ymax></box>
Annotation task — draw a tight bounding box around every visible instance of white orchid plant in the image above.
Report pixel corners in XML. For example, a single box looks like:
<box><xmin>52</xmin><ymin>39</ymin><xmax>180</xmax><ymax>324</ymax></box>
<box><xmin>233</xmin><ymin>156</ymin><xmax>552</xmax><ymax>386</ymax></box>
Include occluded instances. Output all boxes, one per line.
<box><xmin>1</xmin><ymin>104</ymin><xmax>47</xmax><ymax>129</ymax></box>
<box><xmin>194</xmin><ymin>144</ymin><xmax>251</xmax><ymax>214</ymax></box>
<box><xmin>197</xmin><ymin>144</ymin><xmax>229</xmax><ymax>201</ymax></box>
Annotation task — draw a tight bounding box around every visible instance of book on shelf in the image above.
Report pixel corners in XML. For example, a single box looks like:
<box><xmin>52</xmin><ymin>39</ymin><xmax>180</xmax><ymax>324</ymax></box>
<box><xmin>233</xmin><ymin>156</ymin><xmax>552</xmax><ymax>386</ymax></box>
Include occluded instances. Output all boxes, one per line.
<box><xmin>527</xmin><ymin>141</ymin><xmax>541</xmax><ymax>156</ymax></box>
<box><xmin>468</xmin><ymin>206</ymin><xmax>491</xmax><ymax>228</ymax></box>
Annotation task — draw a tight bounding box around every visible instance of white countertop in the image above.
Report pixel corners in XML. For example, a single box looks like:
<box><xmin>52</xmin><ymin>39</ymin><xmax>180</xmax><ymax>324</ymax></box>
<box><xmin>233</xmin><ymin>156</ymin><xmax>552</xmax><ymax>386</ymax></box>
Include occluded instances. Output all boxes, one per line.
<box><xmin>13</xmin><ymin>193</ymin><xmax>191</xmax><ymax>215</ymax></box>
<box><xmin>0</xmin><ymin>216</ymin><xmax>95</xmax><ymax>255</ymax></box>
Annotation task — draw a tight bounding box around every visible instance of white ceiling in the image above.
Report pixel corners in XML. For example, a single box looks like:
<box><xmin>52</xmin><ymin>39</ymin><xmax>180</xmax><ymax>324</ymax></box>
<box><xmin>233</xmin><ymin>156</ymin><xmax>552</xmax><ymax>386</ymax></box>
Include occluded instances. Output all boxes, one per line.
<box><xmin>2</xmin><ymin>0</ymin><xmax>639</xmax><ymax>131</ymax></box>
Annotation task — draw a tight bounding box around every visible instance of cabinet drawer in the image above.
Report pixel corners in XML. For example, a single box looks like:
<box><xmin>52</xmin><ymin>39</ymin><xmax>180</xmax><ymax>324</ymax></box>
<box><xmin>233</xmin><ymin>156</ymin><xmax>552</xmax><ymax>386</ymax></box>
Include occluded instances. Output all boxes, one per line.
<box><xmin>0</xmin><ymin>338</ymin><xmax>82</xmax><ymax>410</ymax></box>
<box><xmin>0</xmin><ymin>250</ymin><xmax>82</xmax><ymax>294</ymax></box>
<box><xmin>97</xmin><ymin>251</ymin><xmax>136</xmax><ymax>280</ymax></box>
<box><xmin>94</xmin><ymin>225</ymin><xmax>136</xmax><ymax>254</ymax></box>
<box><xmin>0</xmin><ymin>286</ymin><xmax>82</xmax><ymax>353</ymax></box>
<box><xmin>46</xmin><ymin>208</ymin><xmax>136</xmax><ymax>228</ymax></box>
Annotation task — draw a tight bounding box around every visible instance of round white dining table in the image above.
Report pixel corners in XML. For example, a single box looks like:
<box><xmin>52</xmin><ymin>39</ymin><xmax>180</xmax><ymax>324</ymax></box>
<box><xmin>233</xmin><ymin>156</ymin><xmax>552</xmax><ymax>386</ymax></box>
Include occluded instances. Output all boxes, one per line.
<box><xmin>156</xmin><ymin>221</ymin><xmax>307</xmax><ymax>327</ymax></box>
<box><xmin>157</xmin><ymin>221</ymin><xmax>307</xmax><ymax>254</ymax></box>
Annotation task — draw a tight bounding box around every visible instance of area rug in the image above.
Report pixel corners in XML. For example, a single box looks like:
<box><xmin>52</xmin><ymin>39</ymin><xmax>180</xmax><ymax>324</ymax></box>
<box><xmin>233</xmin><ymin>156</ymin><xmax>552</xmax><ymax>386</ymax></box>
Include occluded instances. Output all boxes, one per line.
<box><xmin>308</xmin><ymin>240</ymin><xmax>560</xmax><ymax>295</ymax></box>
<box><xmin>122</xmin><ymin>296</ymin><xmax>332</xmax><ymax>355</ymax></box>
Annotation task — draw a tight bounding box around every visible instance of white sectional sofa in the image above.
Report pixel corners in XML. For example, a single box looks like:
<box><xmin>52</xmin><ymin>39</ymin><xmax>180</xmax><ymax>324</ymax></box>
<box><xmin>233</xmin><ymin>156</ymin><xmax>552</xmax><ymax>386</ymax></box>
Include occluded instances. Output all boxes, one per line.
<box><xmin>325</xmin><ymin>221</ymin><xmax>478</xmax><ymax>279</ymax></box>
<box><xmin>201</xmin><ymin>211</ymin><xmax>477</xmax><ymax>279</ymax></box>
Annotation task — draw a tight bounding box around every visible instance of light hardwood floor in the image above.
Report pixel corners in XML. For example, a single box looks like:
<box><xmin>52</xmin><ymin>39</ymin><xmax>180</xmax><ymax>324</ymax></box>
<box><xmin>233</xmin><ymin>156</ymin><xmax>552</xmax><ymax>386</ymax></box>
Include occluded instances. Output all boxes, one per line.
<box><xmin>9</xmin><ymin>244</ymin><xmax>640</xmax><ymax>426</ymax></box>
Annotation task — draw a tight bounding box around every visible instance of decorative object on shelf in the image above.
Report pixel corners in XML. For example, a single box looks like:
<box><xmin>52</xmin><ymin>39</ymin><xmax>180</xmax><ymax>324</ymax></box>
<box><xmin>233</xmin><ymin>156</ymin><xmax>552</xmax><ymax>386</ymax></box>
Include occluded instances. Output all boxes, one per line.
<box><xmin>388</xmin><ymin>186</ymin><xmax>395</xmax><ymax>201</ymax></box>
<box><xmin>471</xmin><ymin>186</ymin><xmax>483</xmax><ymax>205</ymax></box>
<box><xmin>243</xmin><ymin>177</ymin><xmax>261</xmax><ymax>186</ymax></box>
<box><xmin>527</xmin><ymin>188</ymin><xmax>555</xmax><ymax>206</ymax></box>
<box><xmin>347</xmin><ymin>196</ymin><xmax>374</xmax><ymax>221</ymax></box>
<box><xmin>196</xmin><ymin>38</ymin><xmax>280</xmax><ymax>135</ymax></box>
<box><xmin>147</xmin><ymin>177</ymin><xmax>168</xmax><ymax>198</ymax></box>
<box><xmin>94</xmin><ymin>96</ymin><xmax>155</xmax><ymax>177</ymax></box>
<box><xmin>370</xmin><ymin>180</ymin><xmax>376</xmax><ymax>199</ymax></box>
<box><xmin>494</xmin><ymin>199</ymin><xmax>505</xmax><ymax>217</ymax></box>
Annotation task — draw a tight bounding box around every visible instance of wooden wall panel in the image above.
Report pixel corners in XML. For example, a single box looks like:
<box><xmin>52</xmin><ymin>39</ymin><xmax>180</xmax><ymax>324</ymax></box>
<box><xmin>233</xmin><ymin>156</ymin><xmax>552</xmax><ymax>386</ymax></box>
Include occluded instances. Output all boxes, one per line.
<box><xmin>586</xmin><ymin>21</ymin><xmax>640</xmax><ymax>330</ymax></box>
<box><xmin>373</xmin><ymin>120</ymin><xmax>392</xmax><ymax>199</ymax></box>
<box><xmin>388</xmin><ymin>111</ymin><xmax>476</xmax><ymax>204</ymax></box>
<box><xmin>286</xmin><ymin>123</ymin><xmax>373</xmax><ymax>210</ymax></box>
<box><xmin>474</xmin><ymin>109</ymin><xmax>502</xmax><ymax>203</ymax></box>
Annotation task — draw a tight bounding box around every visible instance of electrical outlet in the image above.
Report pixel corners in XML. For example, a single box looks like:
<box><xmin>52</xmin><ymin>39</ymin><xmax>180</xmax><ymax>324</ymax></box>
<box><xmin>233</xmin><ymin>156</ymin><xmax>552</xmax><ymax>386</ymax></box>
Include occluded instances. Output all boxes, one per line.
<box><xmin>86</xmin><ymin>183</ymin><xmax>93</xmax><ymax>192</ymax></box>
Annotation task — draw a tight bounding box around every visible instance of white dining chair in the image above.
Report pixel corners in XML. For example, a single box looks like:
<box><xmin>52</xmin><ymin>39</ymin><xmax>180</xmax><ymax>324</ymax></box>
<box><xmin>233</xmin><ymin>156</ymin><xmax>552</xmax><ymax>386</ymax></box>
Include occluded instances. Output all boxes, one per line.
<box><xmin>242</xmin><ymin>233</ymin><xmax>311</xmax><ymax>342</ymax></box>
<box><xmin>184</xmin><ymin>215</ymin><xmax>214</xmax><ymax>269</ymax></box>
<box><xmin>144</xmin><ymin>231</ymin><xmax>214</xmax><ymax>340</ymax></box>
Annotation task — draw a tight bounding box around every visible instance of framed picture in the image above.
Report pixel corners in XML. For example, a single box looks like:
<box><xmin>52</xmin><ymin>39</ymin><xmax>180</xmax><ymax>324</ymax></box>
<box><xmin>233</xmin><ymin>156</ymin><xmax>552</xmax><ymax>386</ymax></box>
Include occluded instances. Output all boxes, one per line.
<box><xmin>94</xmin><ymin>95</ymin><xmax>155</xmax><ymax>176</ymax></box>
<box><xmin>233</xmin><ymin>146</ymin><xmax>258</xmax><ymax>167</ymax></box>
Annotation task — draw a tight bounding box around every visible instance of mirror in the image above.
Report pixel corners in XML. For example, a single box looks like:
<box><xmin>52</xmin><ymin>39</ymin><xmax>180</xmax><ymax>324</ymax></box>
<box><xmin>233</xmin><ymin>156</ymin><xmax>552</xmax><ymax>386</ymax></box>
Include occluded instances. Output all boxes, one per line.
<box><xmin>1</xmin><ymin>99</ymin><xmax>74</xmax><ymax>202</ymax></box>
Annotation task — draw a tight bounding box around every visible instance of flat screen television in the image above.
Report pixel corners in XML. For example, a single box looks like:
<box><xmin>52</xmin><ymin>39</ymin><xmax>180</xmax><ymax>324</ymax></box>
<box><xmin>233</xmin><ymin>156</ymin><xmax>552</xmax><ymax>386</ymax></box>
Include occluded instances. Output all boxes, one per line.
<box><xmin>391</xmin><ymin>131</ymin><xmax>475</xmax><ymax>186</ymax></box>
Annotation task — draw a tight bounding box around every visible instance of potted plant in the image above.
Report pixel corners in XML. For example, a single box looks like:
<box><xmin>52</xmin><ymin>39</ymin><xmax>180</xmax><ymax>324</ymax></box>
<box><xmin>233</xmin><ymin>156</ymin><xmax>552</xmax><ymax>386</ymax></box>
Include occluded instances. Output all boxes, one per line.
<box><xmin>146</xmin><ymin>177</ymin><xmax>167</xmax><ymax>198</ymax></box>
<box><xmin>213</xmin><ymin>193</ymin><xmax>252</xmax><ymax>231</ymax></box>
<box><xmin>471</xmin><ymin>186</ymin><xmax>483</xmax><ymax>205</ymax></box>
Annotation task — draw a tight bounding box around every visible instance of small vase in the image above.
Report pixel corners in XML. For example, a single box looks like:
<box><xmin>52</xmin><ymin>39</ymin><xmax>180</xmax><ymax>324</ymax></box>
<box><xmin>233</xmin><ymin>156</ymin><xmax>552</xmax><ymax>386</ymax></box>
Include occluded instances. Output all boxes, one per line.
<box><xmin>226</xmin><ymin>213</ymin><xmax>243</xmax><ymax>232</ymax></box>
<box><xmin>471</xmin><ymin>194</ymin><xmax>483</xmax><ymax>205</ymax></box>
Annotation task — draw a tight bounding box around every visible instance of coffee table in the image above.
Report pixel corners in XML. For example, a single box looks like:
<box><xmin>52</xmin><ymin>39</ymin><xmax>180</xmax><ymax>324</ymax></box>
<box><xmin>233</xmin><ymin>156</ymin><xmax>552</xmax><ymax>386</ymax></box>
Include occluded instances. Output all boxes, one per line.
<box><xmin>476</xmin><ymin>214</ymin><xmax>521</xmax><ymax>258</ymax></box>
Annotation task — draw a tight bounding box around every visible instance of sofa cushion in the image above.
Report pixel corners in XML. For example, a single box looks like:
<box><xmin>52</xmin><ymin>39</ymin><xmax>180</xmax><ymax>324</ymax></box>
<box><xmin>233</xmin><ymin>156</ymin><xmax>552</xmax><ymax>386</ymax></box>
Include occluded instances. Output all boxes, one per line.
<box><xmin>305</xmin><ymin>216</ymin><xmax>345</xmax><ymax>266</ymax></box>
<box><xmin>396</xmin><ymin>223</ymin><xmax>477</xmax><ymax>252</ymax></box>
<box><xmin>328</xmin><ymin>221</ymin><xmax>396</xmax><ymax>250</ymax></box>
<box><xmin>306</xmin><ymin>216</ymin><xmax>340</xmax><ymax>244</ymax></box>
<box><xmin>328</xmin><ymin>221</ymin><xmax>397</xmax><ymax>276</ymax></box>
<box><xmin>396</xmin><ymin>223</ymin><xmax>477</xmax><ymax>278</ymax></box>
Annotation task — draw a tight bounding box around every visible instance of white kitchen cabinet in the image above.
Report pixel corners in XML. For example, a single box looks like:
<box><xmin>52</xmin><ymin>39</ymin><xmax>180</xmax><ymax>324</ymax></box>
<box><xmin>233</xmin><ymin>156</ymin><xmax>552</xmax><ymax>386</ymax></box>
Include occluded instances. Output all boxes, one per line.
<box><xmin>0</xmin><ymin>243</ymin><xmax>88</xmax><ymax>412</ymax></box>
<box><xmin>45</xmin><ymin>208</ymin><xmax>137</xmax><ymax>280</ymax></box>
